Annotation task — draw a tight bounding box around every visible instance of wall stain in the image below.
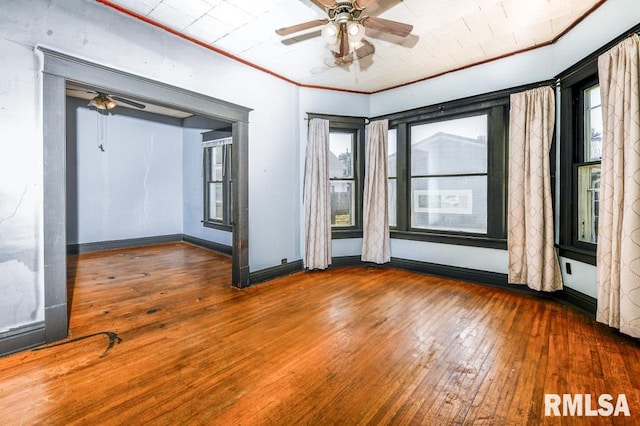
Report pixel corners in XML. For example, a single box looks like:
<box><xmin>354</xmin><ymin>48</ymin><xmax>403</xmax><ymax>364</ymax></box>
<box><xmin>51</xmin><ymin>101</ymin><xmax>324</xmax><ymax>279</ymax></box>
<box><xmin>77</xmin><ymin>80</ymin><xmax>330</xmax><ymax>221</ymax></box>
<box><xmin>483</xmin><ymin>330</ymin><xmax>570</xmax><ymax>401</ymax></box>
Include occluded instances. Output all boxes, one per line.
<box><xmin>32</xmin><ymin>331</ymin><xmax>123</xmax><ymax>358</ymax></box>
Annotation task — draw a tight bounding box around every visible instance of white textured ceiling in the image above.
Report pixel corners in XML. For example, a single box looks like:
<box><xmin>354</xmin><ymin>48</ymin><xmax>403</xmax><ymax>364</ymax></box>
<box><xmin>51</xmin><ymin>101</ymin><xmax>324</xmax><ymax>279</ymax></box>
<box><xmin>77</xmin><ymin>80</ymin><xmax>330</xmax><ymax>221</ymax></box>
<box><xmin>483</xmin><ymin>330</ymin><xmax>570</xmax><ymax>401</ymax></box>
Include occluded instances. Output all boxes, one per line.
<box><xmin>100</xmin><ymin>0</ymin><xmax>604</xmax><ymax>93</ymax></box>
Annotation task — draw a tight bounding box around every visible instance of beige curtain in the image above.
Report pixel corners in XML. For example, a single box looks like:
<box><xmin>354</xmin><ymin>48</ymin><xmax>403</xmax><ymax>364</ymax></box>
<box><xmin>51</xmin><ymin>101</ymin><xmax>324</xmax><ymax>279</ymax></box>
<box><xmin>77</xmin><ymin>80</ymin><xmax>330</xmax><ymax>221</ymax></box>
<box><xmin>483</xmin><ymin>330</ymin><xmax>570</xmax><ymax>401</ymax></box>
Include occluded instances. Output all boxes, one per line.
<box><xmin>304</xmin><ymin>118</ymin><xmax>332</xmax><ymax>270</ymax></box>
<box><xmin>596</xmin><ymin>35</ymin><xmax>640</xmax><ymax>338</ymax></box>
<box><xmin>362</xmin><ymin>119</ymin><xmax>391</xmax><ymax>264</ymax></box>
<box><xmin>508</xmin><ymin>86</ymin><xmax>563</xmax><ymax>292</ymax></box>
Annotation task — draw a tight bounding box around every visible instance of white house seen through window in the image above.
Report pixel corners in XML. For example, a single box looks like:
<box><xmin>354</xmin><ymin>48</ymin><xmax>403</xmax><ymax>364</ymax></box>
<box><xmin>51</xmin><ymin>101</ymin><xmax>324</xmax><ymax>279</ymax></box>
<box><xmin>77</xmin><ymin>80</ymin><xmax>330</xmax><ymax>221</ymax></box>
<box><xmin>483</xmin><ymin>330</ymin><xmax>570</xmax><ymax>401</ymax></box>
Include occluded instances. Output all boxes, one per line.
<box><xmin>410</xmin><ymin>115</ymin><xmax>488</xmax><ymax>234</ymax></box>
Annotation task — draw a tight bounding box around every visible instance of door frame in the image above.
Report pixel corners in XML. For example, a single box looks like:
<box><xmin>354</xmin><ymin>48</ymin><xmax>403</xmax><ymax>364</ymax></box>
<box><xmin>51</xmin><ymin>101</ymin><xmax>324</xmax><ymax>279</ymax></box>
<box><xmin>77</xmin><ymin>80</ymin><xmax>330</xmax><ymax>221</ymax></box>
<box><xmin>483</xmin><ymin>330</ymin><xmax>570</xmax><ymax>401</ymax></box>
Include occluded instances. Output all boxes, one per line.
<box><xmin>41</xmin><ymin>47</ymin><xmax>251</xmax><ymax>343</ymax></box>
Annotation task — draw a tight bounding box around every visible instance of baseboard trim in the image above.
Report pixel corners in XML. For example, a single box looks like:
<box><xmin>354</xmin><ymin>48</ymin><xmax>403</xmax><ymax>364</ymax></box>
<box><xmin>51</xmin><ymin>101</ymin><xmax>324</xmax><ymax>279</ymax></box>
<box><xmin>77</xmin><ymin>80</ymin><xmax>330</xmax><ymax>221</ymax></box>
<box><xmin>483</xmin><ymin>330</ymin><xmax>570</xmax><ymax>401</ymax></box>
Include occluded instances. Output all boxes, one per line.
<box><xmin>67</xmin><ymin>234</ymin><xmax>183</xmax><ymax>254</ymax></box>
<box><xmin>325</xmin><ymin>256</ymin><xmax>512</xmax><ymax>288</ymax></box>
<box><xmin>0</xmin><ymin>322</ymin><xmax>45</xmax><ymax>358</ymax></box>
<box><xmin>330</xmin><ymin>255</ymin><xmax>363</xmax><ymax>268</ymax></box>
<box><xmin>182</xmin><ymin>235</ymin><xmax>232</xmax><ymax>256</ymax></box>
<box><xmin>389</xmin><ymin>257</ymin><xmax>510</xmax><ymax>287</ymax></box>
<box><xmin>556</xmin><ymin>286</ymin><xmax>597</xmax><ymax>317</ymax></box>
<box><xmin>67</xmin><ymin>234</ymin><xmax>233</xmax><ymax>257</ymax></box>
<box><xmin>249</xmin><ymin>260</ymin><xmax>304</xmax><ymax>286</ymax></box>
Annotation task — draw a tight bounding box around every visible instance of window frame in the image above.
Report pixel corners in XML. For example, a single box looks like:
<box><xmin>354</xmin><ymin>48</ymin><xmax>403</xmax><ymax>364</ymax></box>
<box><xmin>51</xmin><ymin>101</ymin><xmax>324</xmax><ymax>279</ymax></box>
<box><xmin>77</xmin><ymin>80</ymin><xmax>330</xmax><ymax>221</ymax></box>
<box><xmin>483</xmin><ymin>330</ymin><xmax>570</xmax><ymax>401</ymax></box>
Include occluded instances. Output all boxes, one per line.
<box><xmin>408</xmin><ymin>112</ymin><xmax>491</xmax><ymax>235</ymax></box>
<box><xmin>203</xmin><ymin>141</ymin><xmax>233</xmax><ymax>231</ymax></box>
<box><xmin>381</xmin><ymin>93</ymin><xmax>509</xmax><ymax>249</ymax></box>
<box><xmin>329</xmin><ymin>128</ymin><xmax>358</xmax><ymax>230</ymax></box>
<box><xmin>556</xmin><ymin>22</ymin><xmax>640</xmax><ymax>266</ymax></box>
<box><xmin>559</xmin><ymin>63</ymin><xmax>600</xmax><ymax>265</ymax></box>
<box><xmin>307</xmin><ymin>113</ymin><xmax>366</xmax><ymax>239</ymax></box>
<box><xmin>388</xmin><ymin>127</ymin><xmax>399</xmax><ymax>228</ymax></box>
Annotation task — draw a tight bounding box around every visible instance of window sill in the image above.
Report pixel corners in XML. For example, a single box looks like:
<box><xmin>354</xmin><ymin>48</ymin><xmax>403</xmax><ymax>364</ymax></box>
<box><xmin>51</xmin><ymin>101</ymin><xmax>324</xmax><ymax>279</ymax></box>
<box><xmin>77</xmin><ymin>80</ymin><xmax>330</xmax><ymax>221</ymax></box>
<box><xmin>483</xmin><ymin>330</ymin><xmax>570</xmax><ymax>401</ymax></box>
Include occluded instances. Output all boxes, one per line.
<box><xmin>558</xmin><ymin>245</ymin><xmax>596</xmax><ymax>266</ymax></box>
<box><xmin>331</xmin><ymin>229</ymin><xmax>363</xmax><ymax>239</ymax></box>
<box><xmin>390</xmin><ymin>230</ymin><xmax>507</xmax><ymax>249</ymax></box>
<box><xmin>203</xmin><ymin>221</ymin><xmax>232</xmax><ymax>232</ymax></box>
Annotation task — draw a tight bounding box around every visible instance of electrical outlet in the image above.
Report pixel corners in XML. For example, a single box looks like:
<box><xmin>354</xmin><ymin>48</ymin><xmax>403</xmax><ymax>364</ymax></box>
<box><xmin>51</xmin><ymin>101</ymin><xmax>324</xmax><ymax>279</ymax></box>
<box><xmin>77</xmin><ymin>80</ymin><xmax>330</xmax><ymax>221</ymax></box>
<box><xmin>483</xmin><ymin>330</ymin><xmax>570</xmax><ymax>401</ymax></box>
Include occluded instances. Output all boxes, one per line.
<box><xmin>281</xmin><ymin>258</ymin><xmax>287</xmax><ymax>265</ymax></box>
<box><xmin>565</xmin><ymin>262</ymin><xmax>572</xmax><ymax>275</ymax></box>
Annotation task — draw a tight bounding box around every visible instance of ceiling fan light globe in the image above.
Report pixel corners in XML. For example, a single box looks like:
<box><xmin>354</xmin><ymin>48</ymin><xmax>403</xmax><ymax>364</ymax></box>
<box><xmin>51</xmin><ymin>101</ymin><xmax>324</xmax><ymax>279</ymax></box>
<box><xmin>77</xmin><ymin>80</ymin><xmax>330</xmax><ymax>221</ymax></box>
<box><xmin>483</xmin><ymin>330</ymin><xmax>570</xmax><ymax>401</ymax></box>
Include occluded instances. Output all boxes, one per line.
<box><xmin>90</xmin><ymin>97</ymin><xmax>107</xmax><ymax>110</ymax></box>
<box><xmin>105</xmin><ymin>99</ymin><xmax>117</xmax><ymax>109</ymax></box>
<box><xmin>321</xmin><ymin>23</ymin><xmax>339</xmax><ymax>44</ymax></box>
<box><xmin>347</xmin><ymin>22</ymin><xmax>365</xmax><ymax>43</ymax></box>
<box><xmin>327</xmin><ymin>41</ymin><xmax>341</xmax><ymax>54</ymax></box>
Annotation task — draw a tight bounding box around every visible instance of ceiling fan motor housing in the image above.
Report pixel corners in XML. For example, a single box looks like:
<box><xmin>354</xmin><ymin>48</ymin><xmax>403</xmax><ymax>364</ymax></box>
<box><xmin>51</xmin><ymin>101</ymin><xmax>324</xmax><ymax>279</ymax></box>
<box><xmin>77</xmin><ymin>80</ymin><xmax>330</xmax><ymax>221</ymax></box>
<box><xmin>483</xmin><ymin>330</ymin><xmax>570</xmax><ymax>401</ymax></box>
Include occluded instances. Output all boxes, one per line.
<box><xmin>329</xmin><ymin>1</ymin><xmax>364</xmax><ymax>23</ymax></box>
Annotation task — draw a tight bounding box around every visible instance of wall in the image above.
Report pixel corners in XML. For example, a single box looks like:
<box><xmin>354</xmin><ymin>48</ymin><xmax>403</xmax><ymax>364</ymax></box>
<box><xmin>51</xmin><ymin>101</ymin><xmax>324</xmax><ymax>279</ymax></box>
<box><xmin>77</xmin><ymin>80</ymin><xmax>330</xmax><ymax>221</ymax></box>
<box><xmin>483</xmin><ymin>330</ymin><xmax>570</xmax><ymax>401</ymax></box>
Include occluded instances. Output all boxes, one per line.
<box><xmin>0</xmin><ymin>37</ymin><xmax>45</xmax><ymax>332</ymax></box>
<box><xmin>66</xmin><ymin>97</ymin><xmax>183</xmax><ymax>245</ymax></box>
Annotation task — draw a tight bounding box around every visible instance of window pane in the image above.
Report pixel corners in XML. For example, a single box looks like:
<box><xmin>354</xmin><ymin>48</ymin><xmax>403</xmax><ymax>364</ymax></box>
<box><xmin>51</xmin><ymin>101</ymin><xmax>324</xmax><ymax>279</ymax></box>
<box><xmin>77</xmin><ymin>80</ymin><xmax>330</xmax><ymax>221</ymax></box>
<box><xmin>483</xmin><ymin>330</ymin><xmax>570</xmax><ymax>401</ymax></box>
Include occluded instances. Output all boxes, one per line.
<box><xmin>330</xmin><ymin>180</ymin><xmax>354</xmax><ymax>227</ymax></box>
<box><xmin>208</xmin><ymin>182</ymin><xmax>224</xmax><ymax>221</ymax></box>
<box><xmin>388</xmin><ymin>178</ymin><xmax>397</xmax><ymax>227</ymax></box>
<box><xmin>577</xmin><ymin>164</ymin><xmax>600</xmax><ymax>244</ymax></box>
<box><xmin>329</xmin><ymin>132</ymin><xmax>354</xmax><ymax>178</ymax></box>
<box><xmin>212</xmin><ymin>146</ymin><xmax>224</xmax><ymax>180</ymax></box>
<box><xmin>585</xmin><ymin>85</ymin><xmax>602</xmax><ymax>161</ymax></box>
<box><xmin>411</xmin><ymin>115</ymin><xmax>488</xmax><ymax>176</ymax></box>
<box><xmin>388</xmin><ymin>128</ymin><xmax>397</xmax><ymax>178</ymax></box>
<box><xmin>411</xmin><ymin>176</ymin><xmax>487</xmax><ymax>233</ymax></box>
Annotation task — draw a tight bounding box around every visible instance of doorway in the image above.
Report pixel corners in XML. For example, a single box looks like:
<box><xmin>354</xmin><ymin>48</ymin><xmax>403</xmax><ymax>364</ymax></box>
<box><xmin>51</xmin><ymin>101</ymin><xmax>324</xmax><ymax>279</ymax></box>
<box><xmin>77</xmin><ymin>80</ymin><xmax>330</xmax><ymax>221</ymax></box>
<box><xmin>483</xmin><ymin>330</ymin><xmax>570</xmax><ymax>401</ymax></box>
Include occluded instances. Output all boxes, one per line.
<box><xmin>41</xmin><ymin>48</ymin><xmax>251</xmax><ymax>344</ymax></box>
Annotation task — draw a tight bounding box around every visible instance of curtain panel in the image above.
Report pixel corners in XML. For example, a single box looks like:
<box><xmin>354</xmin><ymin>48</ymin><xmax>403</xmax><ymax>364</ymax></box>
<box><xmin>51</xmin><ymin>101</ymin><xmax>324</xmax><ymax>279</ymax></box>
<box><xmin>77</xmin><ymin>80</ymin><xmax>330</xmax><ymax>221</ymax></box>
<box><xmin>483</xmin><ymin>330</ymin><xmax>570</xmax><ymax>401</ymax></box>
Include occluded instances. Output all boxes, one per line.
<box><xmin>362</xmin><ymin>119</ymin><xmax>391</xmax><ymax>264</ymax></box>
<box><xmin>596</xmin><ymin>35</ymin><xmax>640</xmax><ymax>338</ymax></box>
<box><xmin>507</xmin><ymin>86</ymin><xmax>563</xmax><ymax>292</ymax></box>
<box><xmin>304</xmin><ymin>118</ymin><xmax>332</xmax><ymax>270</ymax></box>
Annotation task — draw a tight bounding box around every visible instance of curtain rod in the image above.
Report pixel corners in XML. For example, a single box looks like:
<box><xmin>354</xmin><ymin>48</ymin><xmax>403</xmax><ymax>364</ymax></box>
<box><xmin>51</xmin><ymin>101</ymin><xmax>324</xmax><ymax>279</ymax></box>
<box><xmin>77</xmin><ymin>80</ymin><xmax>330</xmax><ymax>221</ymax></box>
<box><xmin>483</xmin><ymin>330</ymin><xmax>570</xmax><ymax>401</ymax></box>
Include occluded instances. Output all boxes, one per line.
<box><xmin>304</xmin><ymin>117</ymin><xmax>370</xmax><ymax>125</ymax></box>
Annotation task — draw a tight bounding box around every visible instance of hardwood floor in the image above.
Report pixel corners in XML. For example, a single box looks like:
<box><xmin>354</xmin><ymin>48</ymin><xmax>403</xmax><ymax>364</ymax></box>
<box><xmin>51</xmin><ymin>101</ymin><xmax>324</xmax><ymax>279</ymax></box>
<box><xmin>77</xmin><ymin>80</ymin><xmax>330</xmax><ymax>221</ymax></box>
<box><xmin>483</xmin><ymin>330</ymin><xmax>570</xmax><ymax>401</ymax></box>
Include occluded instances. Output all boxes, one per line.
<box><xmin>0</xmin><ymin>243</ymin><xmax>639</xmax><ymax>425</ymax></box>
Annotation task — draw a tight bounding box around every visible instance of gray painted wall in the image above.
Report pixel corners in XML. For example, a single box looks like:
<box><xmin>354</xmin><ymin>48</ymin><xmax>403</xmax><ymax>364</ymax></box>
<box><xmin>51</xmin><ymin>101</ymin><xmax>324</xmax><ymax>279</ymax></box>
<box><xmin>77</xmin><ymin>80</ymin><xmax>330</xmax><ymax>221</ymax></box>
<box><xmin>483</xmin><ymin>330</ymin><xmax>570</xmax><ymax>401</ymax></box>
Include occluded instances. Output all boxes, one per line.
<box><xmin>66</xmin><ymin>97</ymin><xmax>183</xmax><ymax>244</ymax></box>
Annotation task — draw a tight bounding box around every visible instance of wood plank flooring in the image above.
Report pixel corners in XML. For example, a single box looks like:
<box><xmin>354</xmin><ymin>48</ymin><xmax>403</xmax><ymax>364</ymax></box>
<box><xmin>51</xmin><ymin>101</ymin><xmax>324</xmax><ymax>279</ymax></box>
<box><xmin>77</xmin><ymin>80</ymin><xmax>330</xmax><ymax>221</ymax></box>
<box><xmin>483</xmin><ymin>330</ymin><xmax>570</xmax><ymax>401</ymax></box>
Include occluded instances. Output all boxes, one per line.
<box><xmin>1</xmin><ymin>243</ymin><xmax>639</xmax><ymax>425</ymax></box>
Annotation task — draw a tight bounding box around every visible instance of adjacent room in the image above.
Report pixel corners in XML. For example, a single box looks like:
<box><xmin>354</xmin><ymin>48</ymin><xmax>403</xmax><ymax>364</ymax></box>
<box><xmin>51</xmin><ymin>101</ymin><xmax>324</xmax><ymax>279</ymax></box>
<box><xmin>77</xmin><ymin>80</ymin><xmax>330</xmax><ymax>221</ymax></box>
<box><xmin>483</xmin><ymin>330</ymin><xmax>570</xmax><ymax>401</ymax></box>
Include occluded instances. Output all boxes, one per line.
<box><xmin>1</xmin><ymin>0</ymin><xmax>640</xmax><ymax>423</ymax></box>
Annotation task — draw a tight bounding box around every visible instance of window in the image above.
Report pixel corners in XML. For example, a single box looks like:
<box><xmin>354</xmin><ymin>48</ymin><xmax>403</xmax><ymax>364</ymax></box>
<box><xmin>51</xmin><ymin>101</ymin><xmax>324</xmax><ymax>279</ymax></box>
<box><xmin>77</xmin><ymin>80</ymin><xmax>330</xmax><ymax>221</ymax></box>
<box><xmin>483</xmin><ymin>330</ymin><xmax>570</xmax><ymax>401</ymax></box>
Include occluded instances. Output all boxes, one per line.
<box><xmin>388</xmin><ymin>128</ymin><xmax>398</xmax><ymax>227</ymax></box>
<box><xmin>308</xmin><ymin>113</ymin><xmax>365</xmax><ymax>238</ymax></box>
<box><xmin>379</xmin><ymin>94</ymin><xmax>508</xmax><ymax>248</ymax></box>
<box><xmin>559</xmin><ymin>63</ymin><xmax>600</xmax><ymax>264</ymax></box>
<box><xmin>203</xmin><ymin>139</ymin><xmax>232</xmax><ymax>230</ymax></box>
<box><xmin>329</xmin><ymin>131</ymin><xmax>356</xmax><ymax>227</ymax></box>
<box><xmin>410</xmin><ymin>115</ymin><xmax>488</xmax><ymax>234</ymax></box>
<box><xmin>577</xmin><ymin>84</ymin><xmax>601</xmax><ymax>244</ymax></box>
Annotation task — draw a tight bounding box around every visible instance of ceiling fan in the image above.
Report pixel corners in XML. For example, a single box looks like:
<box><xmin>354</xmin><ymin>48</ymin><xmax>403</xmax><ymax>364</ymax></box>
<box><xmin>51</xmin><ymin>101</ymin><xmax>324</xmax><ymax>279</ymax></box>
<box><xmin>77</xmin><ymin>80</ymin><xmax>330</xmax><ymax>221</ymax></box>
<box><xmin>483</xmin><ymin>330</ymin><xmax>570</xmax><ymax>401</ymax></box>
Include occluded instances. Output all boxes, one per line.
<box><xmin>275</xmin><ymin>0</ymin><xmax>413</xmax><ymax>64</ymax></box>
<box><xmin>67</xmin><ymin>87</ymin><xmax>146</xmax><ymax>111</ymax></box>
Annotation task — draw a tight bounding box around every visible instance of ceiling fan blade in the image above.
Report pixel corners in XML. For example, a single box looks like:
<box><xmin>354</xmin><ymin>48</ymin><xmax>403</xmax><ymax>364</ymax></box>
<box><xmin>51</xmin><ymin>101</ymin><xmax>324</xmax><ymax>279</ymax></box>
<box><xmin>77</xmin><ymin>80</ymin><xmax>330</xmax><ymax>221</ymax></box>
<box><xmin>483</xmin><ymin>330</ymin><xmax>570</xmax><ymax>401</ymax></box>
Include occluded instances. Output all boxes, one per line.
<box><xmin>310</xmin><ymin>0</ymin><xmax>335</xmax><ymax>8</ymax></box>
<box><xmin>111</xmin><ymin>96</ymin><xmax>146</xmax><ymax>109</ymax></box>
<box><xmin>354</xmin><ymin>0</ymin><xmax>377</xmax><ymax>7</ymax></box>
<box><xmin>360</xmin><ymin>16</ymin><xmax>413</xmax><ymax>38</ymax></box>
<box><xmin>276</xmin><ymin>19</ymin><xmax>328</xmax><ymax>36</ymax></box>
<box><xmin>281</xmin><ymin>30</ymin><xmax>322</xmax><ymax>45</ymax></box>
<box><xmin>67</xmin><ymin>88</ymin><xmax>98</xmax><ymax>95</ymax></box>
